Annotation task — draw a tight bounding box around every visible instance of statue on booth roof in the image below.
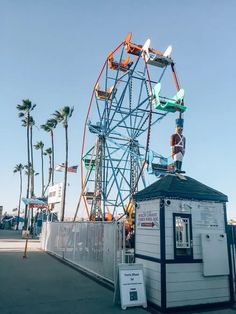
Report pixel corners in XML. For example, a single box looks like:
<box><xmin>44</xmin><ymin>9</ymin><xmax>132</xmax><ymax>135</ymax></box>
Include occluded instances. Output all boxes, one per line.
<box><xmin>170</xmin><ymin>119</ymin><xmax>186</xmax><ymax>173</ymax></box>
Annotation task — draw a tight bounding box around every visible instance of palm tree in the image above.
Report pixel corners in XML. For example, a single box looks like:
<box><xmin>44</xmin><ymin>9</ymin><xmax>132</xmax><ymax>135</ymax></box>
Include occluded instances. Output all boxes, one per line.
<box><xmin>17</xmin><ymin>99</ymin><xmax>36</xmax><ymax>229</ymax></box>
<box><xmin>43</xmin><ymin>148</ymin><xmax>52</xmax><ymax>195</ymax></box>
<box><xmin>41</xmin><ymin>118</ymin><xmax>57</xmax><ymax>186</ymax></box>
<box><xmin>29</xmin><ymin>116</ymin><xmax>35</xmax><ymax>198</ymax></box>
<box><xmin>53</xmin><ymin>106</ymin><xmax>74</xmax><ymax>221</ymax></box>
<box><xmin>13</xmin><ymin>164</ymin><xmax>24</xmax><ymax>230</ymax></box>
<box><xmin>22</xmin><ymin>116</ymin><xmax>36</xmax><ymax>198</ymax></box>
<box><xmin>34</xmin><ymin>141</ymin><xmax>45</xmax><ymax>196</ymax></box>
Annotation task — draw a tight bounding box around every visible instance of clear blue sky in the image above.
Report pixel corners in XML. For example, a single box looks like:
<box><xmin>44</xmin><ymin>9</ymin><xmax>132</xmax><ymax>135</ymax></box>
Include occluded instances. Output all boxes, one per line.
<box><xmin>1</xmin><ymin>0</ymin><xmax>235</xmax><ymax>220</ymax></box>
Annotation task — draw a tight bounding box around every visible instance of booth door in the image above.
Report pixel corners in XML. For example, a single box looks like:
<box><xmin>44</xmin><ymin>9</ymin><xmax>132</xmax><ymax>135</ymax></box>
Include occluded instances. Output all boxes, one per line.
<box><xmin>173</xmin><ymin>213</ymin><xmax>193</xmax><ymax>261</ymax></box>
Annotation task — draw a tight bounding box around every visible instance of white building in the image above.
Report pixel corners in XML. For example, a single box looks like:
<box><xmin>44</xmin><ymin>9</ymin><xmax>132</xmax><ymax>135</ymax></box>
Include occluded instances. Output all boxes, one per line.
<box><xmin>134</xmin><ymin>174</ymin><xmax>234</xmax><ymax>312</ymax></box>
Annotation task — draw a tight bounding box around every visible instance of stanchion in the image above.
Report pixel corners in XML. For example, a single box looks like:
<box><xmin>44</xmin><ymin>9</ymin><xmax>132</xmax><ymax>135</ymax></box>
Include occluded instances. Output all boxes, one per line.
<box><xmin>23</xmin><ymin>232</ymin><xmax>29</xmax><ymax>258</ymax></box>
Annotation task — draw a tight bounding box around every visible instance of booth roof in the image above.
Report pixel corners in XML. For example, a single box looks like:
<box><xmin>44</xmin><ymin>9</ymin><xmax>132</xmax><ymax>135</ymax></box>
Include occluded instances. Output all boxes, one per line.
<box><xmin>134</xmin><ymin>174</ymin><xmax>228</xmax><ymax>202</ymax></box>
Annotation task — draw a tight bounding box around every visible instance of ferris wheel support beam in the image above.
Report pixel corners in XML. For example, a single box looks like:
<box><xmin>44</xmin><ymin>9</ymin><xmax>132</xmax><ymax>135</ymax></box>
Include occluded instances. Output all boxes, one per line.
<box><xmin>73</xmin><ymin>144</ymin><xmax>97</xmax><ymax>221</ymax></box>
<box><xmin>92</xmin><ymin>136</ymin><xmax>104</xmax><ymax>220</ymax></box>
<box><xmin>105</xmin><ymin>141</ymin><xmax>126</xmax><ymax>214</ymax></box>
<box><xmin>130</xmin><ymin>140</ymin><xmax>140</xmax><ymax>193</ymax></box>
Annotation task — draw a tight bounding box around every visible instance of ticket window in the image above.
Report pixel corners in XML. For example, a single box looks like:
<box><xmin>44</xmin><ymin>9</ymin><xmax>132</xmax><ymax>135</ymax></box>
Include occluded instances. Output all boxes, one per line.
<box><xmin>173</xmin><ymin>213</ymin><xmax>193</xmax><ymax>260</ymax></box>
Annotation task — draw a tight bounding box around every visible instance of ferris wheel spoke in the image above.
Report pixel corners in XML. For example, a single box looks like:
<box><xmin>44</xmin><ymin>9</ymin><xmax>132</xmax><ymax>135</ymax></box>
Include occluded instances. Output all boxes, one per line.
<box><xmin>128</xmin><ymin>76</ymin><xmax>133</xmax><ymax>137</ymax></box>
<box><xmin>132</xmin><ymin>76</ymin><xmax>147</xmax><ymax>137</ymax></box>
<box><xmin>95</xmin><ymin>97</ymin><xmax>103</xmax><ymax>122</ymax></box>
<box><xmin>104</xmin><ymin>141</ymin><xmax>126</xmax><ymax>212</ymax></box>
<box><xmin>133</xmin><ymin>111</ymin><xmax>150</xmax><ymax>139</ymax></box>
<box><xmin>106</xmin><ymin>136</ymin><xmax>144</xmax><ymax>163</ymax></box>
<box><xmin>106</xmin><ymin>143</ymin><xmax>130</xmax><ymax>194</ymax></box>
<box><xmin>107</xmin><ymin>164</ymin><xmax>130</xmax><ymax>209</ymax></box>
<box><xmin>108</xmin><ymin>96</ymin><xmax>150</xmax><ymax>135</ymax></box>
<box><xmin>109</xmin><ymin>151</ymin><xmax>132</xmax><ymax>216</ymax></box>
<box><xmin>107</xmin><ymin>80</ymin><xmax>133</xmax><ymax>135</ymax></box>
<box><xmin>106</xmin><ymin>60</ymin><xmax>141</xmax><ymax>133</ymax></box>
<box><xmin>136</xmin><ymin>112</ymin><xmax>168</xmax><ymax>139</ymax></box>
<box><xmin>116</xmin><ymin>193</ymin><xmax>131</xmax><ymax>208</ymax></box>
<box><xmin>131</xmin><ymin>105</ymin><xmax>151</xmax><ymax>140</ymax></box>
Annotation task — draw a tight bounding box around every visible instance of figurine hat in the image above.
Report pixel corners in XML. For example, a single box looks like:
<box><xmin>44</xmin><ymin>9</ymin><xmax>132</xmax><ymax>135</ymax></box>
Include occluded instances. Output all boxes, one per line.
<box><xmin>176</xmin><ymin>118</ymin><xmax>184</xmax><ymax>128</ymax></box>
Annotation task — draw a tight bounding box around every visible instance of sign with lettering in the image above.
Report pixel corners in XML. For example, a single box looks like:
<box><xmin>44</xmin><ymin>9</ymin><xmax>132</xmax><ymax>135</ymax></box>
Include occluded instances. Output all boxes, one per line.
<box><xmin>114</xmin><ymin>264</ymin><xmax>147</xmax><ymax>310</ymax></box>
<box><xmin>136</xmin><ymin>206</ymin><xmax>159</xmax><ymax>229</ymax></box>
<box><xmin>193</xmin><ymin>202</ymin><xmax>224</xmax><ymax>229</ymax></box>
<box><xmin>48</xmin><ymin>183</ymin><xmax>63</xmax><ymax>204</ymax></box>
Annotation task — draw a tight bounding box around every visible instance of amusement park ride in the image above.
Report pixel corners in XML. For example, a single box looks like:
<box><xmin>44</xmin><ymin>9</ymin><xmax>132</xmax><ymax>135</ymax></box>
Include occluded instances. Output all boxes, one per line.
<box><xmin>73</xmin><ymin>33</ymin><xmax>187</xmax><ymax>223</ymax></box>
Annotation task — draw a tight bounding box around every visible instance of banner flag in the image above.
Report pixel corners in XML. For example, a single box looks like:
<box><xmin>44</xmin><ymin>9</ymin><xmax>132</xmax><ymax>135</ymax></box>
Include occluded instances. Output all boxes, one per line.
<box><xmin>67</xmin><ymin>165</ymin><xmax>78</xmax><ymax>173</ymax></box>
<box><xmin>55</xmin><ymin>163</ymin><xmax>78</xmax><ymax>173</ymax></box>
<box><xmin>55</xmin><ymin>163</ymin><xmax>65</xmax><ymax>171</ymax></box>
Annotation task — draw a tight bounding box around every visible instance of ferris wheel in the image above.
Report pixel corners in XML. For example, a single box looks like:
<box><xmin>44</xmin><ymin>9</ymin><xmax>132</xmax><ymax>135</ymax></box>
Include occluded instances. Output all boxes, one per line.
<box><xmin>74</xmin><ymin>33</ymin><xmax>186</xmax><ymax>221</ymax></box>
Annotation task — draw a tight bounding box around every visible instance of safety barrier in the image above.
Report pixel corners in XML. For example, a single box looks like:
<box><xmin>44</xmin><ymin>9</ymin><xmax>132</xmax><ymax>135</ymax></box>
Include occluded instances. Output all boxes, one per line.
<box><xmin>228</xmin><ymin>224</ymin><xmax>236</xmax><ymax>300</ymax></box>
<box><xmin>41</xmin><ymin>221</ymin><xmax>127</xmax><ymax>284</ymax></box>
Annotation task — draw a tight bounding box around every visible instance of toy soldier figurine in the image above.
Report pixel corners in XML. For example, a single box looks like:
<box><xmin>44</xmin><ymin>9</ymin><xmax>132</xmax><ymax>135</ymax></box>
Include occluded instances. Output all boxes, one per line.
<box><xmin>170</xmin><ymin>119</ymin><xmax>186</xmax><ymax>173</ymax></box>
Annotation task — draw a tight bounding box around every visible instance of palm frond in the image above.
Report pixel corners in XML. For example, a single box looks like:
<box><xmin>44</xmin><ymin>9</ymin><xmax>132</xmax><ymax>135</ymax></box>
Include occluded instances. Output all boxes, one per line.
<box><xmin>34</xmin><ymin>141</ymin><xmax>44</xmax><ymax>150</ymax></box>
<box><xmin>41</xmin><ymin>124</ymin><xmax>50</xmax><ymax>132</ymax></box>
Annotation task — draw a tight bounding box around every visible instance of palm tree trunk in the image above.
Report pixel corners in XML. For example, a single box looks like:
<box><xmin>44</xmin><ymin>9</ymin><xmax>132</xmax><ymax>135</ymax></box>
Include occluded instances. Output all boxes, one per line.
<box><xmin>30</xmin><ymin>124</ymin><xmax>34</xmax><ymax>198</ymax></box>
<box><xmin>51</xmin><ymin>130</ymin><xmax>55</xmax><ymax>186</ymax></box>
<box><xmin>24</xmin><ymin>118</ymin><xmax>30</xmax><ymax>229</ymax></box>
<box><xmin>16</xmin><ymin>170</ymin><xmax>23</xmax><ymax>230</ymax></box>
<box><xmin>44</xmin><ymin>155</ymin><xmax>52</xmax><ymax>195</ymax></box>
<box><xmin>30</xmin><ymin>124</ymin><xmax>34</xmax><ymax>232</ymax></box>
<box><xmin>41</xmin><ymin>148</ymin><xmax>44</xmax><ymax>196</ymax></box>
<box><xmin>61</xmin><ymin>125</ymin><xmax>68</xmax><ymax>221</ymax></box>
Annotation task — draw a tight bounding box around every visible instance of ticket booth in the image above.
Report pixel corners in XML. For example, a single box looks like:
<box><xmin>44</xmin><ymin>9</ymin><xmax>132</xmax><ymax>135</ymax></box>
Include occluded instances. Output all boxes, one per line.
<box><xmin>134</xmin><ymin>174</ymin><xmax>234</xmax><ymax>313</ymax></box>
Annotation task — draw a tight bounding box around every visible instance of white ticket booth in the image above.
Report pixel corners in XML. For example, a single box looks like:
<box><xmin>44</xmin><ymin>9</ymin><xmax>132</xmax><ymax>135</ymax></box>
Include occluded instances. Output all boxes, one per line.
<box><xmin>134</xmin><ymin>174</ymin><xmax>234</xmax><ymax>313</ymax></box>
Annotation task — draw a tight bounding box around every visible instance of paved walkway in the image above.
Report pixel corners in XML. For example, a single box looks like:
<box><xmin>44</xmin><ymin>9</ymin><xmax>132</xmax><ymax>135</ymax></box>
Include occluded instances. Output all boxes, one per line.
<box><xmin>0</xmin><ymin>230</ymin><xmax>148</xmax><ymax>314</ymax></box>
<box><xmin>0</xmin><ymin>230</ymin><xmax>235</xmax><ymax>314</ymax></box>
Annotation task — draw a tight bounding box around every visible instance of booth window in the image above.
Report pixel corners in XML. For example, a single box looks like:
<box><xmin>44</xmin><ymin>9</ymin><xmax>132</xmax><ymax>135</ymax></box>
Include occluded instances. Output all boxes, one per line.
<box><xmin>173</xmin><ymin>213</ymin><xmax>193</xmax><ymax>260</ymax></box>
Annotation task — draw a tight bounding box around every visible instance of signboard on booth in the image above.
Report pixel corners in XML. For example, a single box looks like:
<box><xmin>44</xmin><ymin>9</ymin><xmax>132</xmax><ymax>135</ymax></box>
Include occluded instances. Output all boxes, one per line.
<box><xmin>114</xmin><ymin>263</ymin><xmax>147</xmax><ymax>310</ymax></box>
<box><xmin>136</xmin><ymin>206</ymin><xmax>159</xmax><ymax>230</ymax></box>
<box><xmin>48</xmin><ymin>183</ymin><xmax>63</xmax><ymax>204</ymax></box>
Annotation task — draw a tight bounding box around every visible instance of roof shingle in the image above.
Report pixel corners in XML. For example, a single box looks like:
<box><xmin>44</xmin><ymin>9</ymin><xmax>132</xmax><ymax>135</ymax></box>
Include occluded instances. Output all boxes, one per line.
<box><xmin>134</xmin><ymin>175</ymin><xmax>228</xmax><ymax>202</ymax></box>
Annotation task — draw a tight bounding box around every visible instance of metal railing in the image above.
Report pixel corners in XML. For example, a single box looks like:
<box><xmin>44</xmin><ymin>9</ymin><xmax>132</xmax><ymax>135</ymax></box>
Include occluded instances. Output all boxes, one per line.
<box><xmin>41</xmin><ymin>221</ymin><xmax>128</xmax><ymax>284</ymax></box>
<box><xmin>228</xmin><ymin>224</ymin><xmax>236</xmax><ymax>300</ymax></box>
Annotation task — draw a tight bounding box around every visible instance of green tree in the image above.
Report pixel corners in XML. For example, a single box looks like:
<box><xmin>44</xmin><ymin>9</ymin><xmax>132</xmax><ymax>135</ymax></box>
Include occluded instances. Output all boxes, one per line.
<box><xmin>17</xmin><ymin>100</ymin><xmax>36</xmax><ymax>229</ymax></box>
<box><xmin>13</xmin><ymin>164</ymin><xmax>24</xmax><ymax>230</ymax></box>
<box><xmin>53</xmin><ymin>106</ymin><xmax>74</xmax><ymax>221</ymax></box>
<box><xmin>34</xmin><ymin>141</ymin><xmax>45</xmax><ymax>196</ymax></box>
<box><xmin>41</xmin><ymin>118</ymin><xmax>57</xmax><ymax>186</ymax></box>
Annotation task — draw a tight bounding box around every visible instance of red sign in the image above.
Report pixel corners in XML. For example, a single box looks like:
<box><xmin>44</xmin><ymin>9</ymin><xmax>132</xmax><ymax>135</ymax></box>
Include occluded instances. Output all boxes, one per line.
<box><xmin>29</xmin><ymin>203</ymin><xmax>48</xmax><ymax>209</ymax></box>
<box><xmin>140</xmin><ymin>222</ymin><xmax>155</xmax><ymax>228</ymax></box>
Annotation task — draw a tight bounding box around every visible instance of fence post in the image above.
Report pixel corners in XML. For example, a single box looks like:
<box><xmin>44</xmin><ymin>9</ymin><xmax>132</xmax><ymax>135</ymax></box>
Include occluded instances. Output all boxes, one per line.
<box><xmin>73</xmin><ymin>222</ymin><xmax>77</xmax><ymax>262</ymax></box>
<box><xmin>231</xmin><ymin>225</ymin><xmax>236</xmax><ymax>298</ymax></box>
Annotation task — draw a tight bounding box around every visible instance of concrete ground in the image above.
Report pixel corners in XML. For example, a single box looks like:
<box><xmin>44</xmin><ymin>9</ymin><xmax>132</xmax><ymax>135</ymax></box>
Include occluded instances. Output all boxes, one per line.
<box><xmin>0</xmin><ymin>229</ymin><xmax>235</xmax><ymax>314</ymax></box>
<box><xmin>0</xmin><ymin>230</ymin><xmax>148</xmax><ymax>314</ymax></box>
